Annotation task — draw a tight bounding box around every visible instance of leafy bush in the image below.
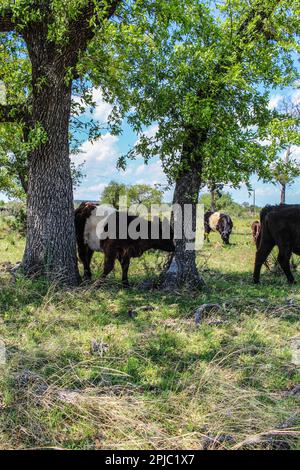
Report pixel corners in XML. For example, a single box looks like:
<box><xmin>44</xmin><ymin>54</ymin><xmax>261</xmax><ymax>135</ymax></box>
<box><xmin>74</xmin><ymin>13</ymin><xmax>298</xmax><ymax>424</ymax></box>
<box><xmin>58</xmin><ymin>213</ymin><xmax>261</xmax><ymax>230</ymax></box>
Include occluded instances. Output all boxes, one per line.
<box><xmin>2</xmin><ymin>202</ymin><xmax>27</xmax><ymax>235</ymax></box>
<box><xmin>199</xmin><ymin>192</ymin><xmax>258</xmax><ymax>217</ymax></box>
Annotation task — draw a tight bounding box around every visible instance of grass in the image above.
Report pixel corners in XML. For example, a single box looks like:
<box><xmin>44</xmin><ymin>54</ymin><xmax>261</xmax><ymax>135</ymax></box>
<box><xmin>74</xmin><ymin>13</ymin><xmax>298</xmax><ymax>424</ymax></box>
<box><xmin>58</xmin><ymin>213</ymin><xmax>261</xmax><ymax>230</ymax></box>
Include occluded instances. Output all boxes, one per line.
<box><xmin>0</xmin><ymin>214</ymin><xmax>300</xmax><ymax>450</ymax></box>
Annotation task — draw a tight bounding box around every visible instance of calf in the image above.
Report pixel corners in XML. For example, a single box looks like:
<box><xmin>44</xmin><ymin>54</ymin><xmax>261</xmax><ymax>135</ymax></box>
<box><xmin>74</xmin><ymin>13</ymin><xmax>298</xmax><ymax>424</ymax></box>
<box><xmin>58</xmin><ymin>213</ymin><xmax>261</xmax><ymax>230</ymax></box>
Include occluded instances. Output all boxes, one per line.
<box><xmin>252</xmin><ymin>220</ymin><xmax>270</xmax><ymax>271</ymax></box>
<box><xmin>204</xmin><ymin>211</ymin><xmax>233</xmax><ymax>244</ymax></box>
<box><xmin>251</xmin><ymin>220</ymin><xmax>261</xmax><ymax>247</ymax></box>
<box><xmin>253</xmin><ymin>204</ymin><xmax>300</xmax><ymax>284</ymax></box>
<box><xmin>75</xmin><ymin>202</ymin><xmax>174</xmax><ymax>287</ymax></box>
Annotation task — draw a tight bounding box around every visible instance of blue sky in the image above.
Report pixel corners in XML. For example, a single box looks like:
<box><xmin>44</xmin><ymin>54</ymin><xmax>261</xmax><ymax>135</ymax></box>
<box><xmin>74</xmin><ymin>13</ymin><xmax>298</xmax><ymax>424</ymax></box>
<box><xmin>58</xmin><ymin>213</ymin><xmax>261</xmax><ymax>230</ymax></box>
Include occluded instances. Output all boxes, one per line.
<box><xmin>0</xmin><ymin>87</ymin><xmax>299</xmax><ymax>206</ymax></box>
<box><xmin>72</xmin><ymin>89</ymin><xmax>174</xmax><ymax>202</ymax></box>
<box><xmin>72</xmin><ymin>87</ymin><xmax>300</xmax><ymax>207</ymax></box>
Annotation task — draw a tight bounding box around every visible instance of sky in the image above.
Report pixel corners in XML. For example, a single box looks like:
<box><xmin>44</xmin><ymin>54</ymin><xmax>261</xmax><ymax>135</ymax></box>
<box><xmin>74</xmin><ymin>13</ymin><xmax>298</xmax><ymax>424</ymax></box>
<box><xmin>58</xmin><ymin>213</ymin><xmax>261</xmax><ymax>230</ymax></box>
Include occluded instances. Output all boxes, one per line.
<box><xmin>71</xmin><ymin>87</ymin><xmax>300</xmax><ymax>207</ymax></box>
<box><xmin>71</xmin><ymin>89</ymin><xmax>175</xmax><ymax>202</ymax></box>
<box><xmin>0</xmin><ymin>7</ymin><xmax>299</xmax><ymax>208</ymax></box>
<box><xmin>0</xmin><ymin>86</ymin><xmax>299</xmax><ymax>207</ymax></box>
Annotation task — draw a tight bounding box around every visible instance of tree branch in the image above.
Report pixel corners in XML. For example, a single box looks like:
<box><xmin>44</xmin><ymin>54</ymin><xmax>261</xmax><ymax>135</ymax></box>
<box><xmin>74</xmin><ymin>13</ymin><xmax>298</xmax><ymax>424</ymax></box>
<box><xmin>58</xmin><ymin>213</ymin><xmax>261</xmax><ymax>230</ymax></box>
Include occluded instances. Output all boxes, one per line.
<box><xmin>237</xmin><ymin>3</ymin><xmax>280</xmax><ymax>42</ymax></box>
<box><xmin>67</xmin><ymin>0</ymin><xmax>122</xmax><ymax>54</ymax></box>
<box><xmin>0</xmin><ymin>9</ymin><xmax>14</xmax><ymax>32</ymax></box>
<box><xmin>0</xmin><ymin>104</ymin><xmax>28</xmax><ymax>123</ymax></box>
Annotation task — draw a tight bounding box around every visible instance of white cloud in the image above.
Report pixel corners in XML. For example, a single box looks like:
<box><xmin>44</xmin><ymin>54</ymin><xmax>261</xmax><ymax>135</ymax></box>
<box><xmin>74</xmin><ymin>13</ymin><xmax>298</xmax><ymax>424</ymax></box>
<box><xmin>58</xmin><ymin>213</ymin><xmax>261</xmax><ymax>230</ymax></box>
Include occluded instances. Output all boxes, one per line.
<box><xmin>72</xmin><ymin>134</ymin><xmax>121</xmax><ymax>201</ymax></box>
<box><xmin>0</xmin><ymin>192</ymin><xmax>9</xmax><ymax>202</ymax></box>
<box><xmin>73</xmin><ymin>134</ymin><xmax>120</xmax><ymax>169</ymax></box>
<box><xmin>72</xmin><ymin>125</ymin><xmax>173</xmax><ymax>201</ymax></box>
<box><xmin>143</xmin><ymin>124</ymin><xmax>159</xmax><ymax>139</ymax></box>
<box><xmin>92</xmin><ymin>89</ymin><xmax>113</xmax><ymax>121</ymax></box>
<box><xmin>132</xmin><ymin>160</ymin><xmax>166</xmax><ymax>186</ymax></box>
<box><xmin>87</xmin><ymin>183</ymin><xmax>107</xmax><ymax>194</ymax></box>
<box><xmin>135</xmin><ymin>163</ymin><xmax>146</xmax><ymax>175</ymax></box>
<box><xmin>72</xmin><ymin>88</ymin><xmax>113</xmax><ymax>123</ymax></box>
<box><xmin>268</xmin><ymin>94</ymin><xmax>283</xmax><ymax>110</ymax></box>
<box><xmin>74</xmin><ymin>182</ymin><xmax>108</xmax><ymax>201</ymax></box>
<box><xmin>134</xmin><ymin>124</ymin><xmax>160</xmax><ymax>150</ymax></box>
<box><xmin>255</xmin><ymin>186</ymin><xmax>276</xmax><ymax>197</ymax></box>
<box><xmin>257</xmin><ymin>138</ymin><xmax>271</xmax><ymax>146</ymax></box>
<box><xmin>292</xmin><ymin>90</ymin><xmax>300</xmax><ymax>105</ymax></box>
<box><xmin>290</xmin><ymin>145</ymin><xmax>300</xmax><ymax>162</ymax></box>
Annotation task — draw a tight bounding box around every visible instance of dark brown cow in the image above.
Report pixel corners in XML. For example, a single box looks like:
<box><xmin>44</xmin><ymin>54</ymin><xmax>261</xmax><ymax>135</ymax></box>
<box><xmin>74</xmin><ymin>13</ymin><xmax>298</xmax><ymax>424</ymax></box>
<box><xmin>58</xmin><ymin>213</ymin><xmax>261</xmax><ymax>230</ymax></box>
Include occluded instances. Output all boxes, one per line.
<box><xmin>253</xmin><ymin>204</ymin><xmax>300</xmax><ymax>284</ymax></box>
<box><xmin>75</xmin><ymin>202</ymin><xmax>174</xmax><ymax>287</ymax></box>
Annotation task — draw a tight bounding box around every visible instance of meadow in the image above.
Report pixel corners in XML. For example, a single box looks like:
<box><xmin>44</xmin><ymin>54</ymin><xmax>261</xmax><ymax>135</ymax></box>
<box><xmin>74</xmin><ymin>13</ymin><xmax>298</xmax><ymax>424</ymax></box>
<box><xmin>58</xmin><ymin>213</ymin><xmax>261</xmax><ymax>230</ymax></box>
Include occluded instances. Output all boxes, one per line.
<box><xmin>0</xmin><ymin>214</ymin><xmax>299</xmax><ymax>450</ymax></box>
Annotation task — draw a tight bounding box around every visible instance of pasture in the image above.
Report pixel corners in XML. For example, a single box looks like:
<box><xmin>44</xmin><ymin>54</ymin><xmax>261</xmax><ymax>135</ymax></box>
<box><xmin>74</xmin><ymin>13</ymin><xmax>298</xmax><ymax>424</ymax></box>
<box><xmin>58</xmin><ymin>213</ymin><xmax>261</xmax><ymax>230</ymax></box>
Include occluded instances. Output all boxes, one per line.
<box><xmin>0</xmin><ymin>214</ymin><xmax>300</xmax><ymax>450</ymax></box>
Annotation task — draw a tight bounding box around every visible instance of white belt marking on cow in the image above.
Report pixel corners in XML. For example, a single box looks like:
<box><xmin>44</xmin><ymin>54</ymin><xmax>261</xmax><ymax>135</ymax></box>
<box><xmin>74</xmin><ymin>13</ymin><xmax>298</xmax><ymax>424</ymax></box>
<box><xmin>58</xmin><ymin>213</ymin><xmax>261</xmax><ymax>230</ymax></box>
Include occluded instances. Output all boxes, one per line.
<box><xmin>209</xmin><ymin>212</ymin><xmax>221</xmax><ymax>231</ymax></box>
<box><xmin>84</xmin><ymin>205</ymin><xmax>116</xmax><ymax>252</ymax></box>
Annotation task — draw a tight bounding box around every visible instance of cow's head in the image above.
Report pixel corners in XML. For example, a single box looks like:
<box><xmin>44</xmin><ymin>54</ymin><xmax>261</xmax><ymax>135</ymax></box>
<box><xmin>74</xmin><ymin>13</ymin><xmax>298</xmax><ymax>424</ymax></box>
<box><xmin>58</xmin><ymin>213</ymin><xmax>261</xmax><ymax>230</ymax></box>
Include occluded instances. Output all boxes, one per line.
<box><xmin>217</xmin><ymin>215</ymin><xmax>233</xmax><ymax>245</ymax></box>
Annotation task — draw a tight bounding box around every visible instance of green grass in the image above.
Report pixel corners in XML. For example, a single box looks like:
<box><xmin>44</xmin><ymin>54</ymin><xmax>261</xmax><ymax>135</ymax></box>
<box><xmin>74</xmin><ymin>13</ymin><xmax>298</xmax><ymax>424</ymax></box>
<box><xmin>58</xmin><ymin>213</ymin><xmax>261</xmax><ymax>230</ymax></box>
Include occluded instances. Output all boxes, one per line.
<box><xmin>0</xmin><ymin>215</ymin><xmax>300</xmax><ymax>450</ymax></box>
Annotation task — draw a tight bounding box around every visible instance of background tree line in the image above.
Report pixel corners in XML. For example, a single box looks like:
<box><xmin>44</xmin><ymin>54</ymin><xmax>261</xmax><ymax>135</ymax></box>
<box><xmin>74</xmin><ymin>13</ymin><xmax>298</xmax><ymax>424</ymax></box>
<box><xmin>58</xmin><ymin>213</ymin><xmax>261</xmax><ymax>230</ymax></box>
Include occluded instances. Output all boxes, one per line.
<box><xmin>99</xmin><ymin>181</ymin><xmax>163</xmax><ymax>210</ymax></box>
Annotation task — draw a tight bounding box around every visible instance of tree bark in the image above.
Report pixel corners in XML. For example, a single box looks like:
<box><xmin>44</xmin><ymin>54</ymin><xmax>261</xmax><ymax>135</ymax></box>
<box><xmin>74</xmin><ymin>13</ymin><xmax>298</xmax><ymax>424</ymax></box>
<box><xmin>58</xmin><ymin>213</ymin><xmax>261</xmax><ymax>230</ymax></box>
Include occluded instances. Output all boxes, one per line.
<box><xmin>22</xmin><ymin>39</ymin><xmax>80</xmax><ymax>286</ymax></box>
<box><xmin>1</xmin><ymin>2</ymin><xmax>121</xmax><ymax>287</ymax></box>
<box><xmin>160</xmin><ymin>168</ymin><xmax>205</xmax><ymax>290</ymax></box>
<box><xmin>280</xmin><ymin>183</ymin><xmax>286</xmax><ymax>205</ymax></box>
<box><xmin>210</xmin><ymin>187</ymin><xmax>216</xmax><ymax>212</ymax></box>
<box><xmin>280</xmin><ymin>145</ymin><xmax>291</xmax><ymax>205</ymax></box>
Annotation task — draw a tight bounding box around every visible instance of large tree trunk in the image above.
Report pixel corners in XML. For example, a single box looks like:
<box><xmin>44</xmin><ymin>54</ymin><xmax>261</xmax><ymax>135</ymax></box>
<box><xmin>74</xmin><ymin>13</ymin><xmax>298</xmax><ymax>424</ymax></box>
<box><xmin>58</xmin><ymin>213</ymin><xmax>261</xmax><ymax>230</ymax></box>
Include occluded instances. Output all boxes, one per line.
<box><xmin>161</xmin><ymin>168</ymin><xmax>205</xmax><ymax>290</ymax></box>
<box><xmin>22</xmin><ymin>43</ymin><xmax>80</xmax><ymax>286</ymax></box>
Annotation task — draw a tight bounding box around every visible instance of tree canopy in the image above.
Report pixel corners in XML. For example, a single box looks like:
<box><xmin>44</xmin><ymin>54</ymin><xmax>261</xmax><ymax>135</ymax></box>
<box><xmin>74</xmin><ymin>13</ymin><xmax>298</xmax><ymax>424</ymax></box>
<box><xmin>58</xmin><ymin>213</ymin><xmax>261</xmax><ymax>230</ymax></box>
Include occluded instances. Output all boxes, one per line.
<box><xmin>99</xmin><ymin>180</ymin><xmax>163</xmax><ymax>209</ymax></box>
<box><xmin>0</xmin><ymin>0</ymin><xmax>126</xmax><ymax>285</ymax></box>
<box><xmin>100</xmin><ymin>0</ymin><xmax>300</xmax><ymax>190</ymax></box>
<box><xmin>101</xmin><ymin>0</ymin><xmax>300</xmax><ymax>288</ymax></box>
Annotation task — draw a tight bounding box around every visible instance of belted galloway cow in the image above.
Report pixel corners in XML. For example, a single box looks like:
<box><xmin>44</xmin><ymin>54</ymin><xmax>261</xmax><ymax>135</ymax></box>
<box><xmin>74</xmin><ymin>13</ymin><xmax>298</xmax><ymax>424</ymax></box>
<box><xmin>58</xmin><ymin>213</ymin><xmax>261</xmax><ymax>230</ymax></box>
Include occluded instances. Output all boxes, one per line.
<box><xmin>204</xmin><ymin>211</ymin><xmax>233</xmax><ymax>244</ymax></box>
<box><xmin>75</xmin><ymin>202</ymin><xmax>174</xmax><ymax>287</ymax></box>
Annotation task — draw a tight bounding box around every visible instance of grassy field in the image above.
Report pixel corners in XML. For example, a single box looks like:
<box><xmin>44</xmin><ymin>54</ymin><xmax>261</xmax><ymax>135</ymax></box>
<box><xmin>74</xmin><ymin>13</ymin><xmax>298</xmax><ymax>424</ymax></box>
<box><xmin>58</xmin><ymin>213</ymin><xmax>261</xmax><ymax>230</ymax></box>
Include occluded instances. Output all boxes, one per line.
<box><xmin>0</xmin><ymin>214</ymin><xmax>300</xmax><ymax>450</ymax></box>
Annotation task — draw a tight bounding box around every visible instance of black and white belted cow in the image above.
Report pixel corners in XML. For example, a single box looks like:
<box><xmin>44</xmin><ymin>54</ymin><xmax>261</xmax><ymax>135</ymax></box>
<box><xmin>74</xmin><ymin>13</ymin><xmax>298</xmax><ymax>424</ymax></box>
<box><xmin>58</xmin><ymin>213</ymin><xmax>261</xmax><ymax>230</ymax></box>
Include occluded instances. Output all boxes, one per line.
<box><xmin>75</xmin><ymin>202</ymin><xmax>174</xmax><ymax>287</ymax></box>
<box><xmin>204</xmin><ymin>211</ymin><xmax>233</xmax><ymax>245</ymax></box>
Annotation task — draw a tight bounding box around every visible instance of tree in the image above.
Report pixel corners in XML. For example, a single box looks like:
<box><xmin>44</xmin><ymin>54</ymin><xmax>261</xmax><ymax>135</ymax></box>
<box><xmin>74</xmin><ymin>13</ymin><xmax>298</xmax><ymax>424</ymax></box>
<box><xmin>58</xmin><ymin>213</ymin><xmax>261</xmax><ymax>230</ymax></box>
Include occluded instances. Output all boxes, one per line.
<box><xmin>207</xmin><ymin>182</ymin><xmax>224</xmax><ymax>212</ymax></box>
<box><xmin>0</xmin><ymin>33</ymin><xmax>30</xmax><ymax>197</ymax></box>
<box><xmin>99</xmin><ymin>181</ymin><xmax>164</xmax><ymax>209</ymax></box>
<box><xmin>0</xmin><ymin>1</ymin><xmax>122</xmax><ymax>285</ymax></box>
<box><xmin>128</xmin><ymin>184</ymin><xmax>163</xmax><ymax>209</ymax></box>
<box><xmin>199</xmin><ymin>191</ymin><xmax>235</xmax><ymax>212</ymax></box>
<box><xmin>100</xmin><ymin>181</ymin><xmax>127</xmax><ymax>209</ymax></box>
<box><xmin>107</xmin><ymin>0</ymin><xmax>300</xmax><ymax>288</ymax></box>
<box><xmin>0</xmin><ymin>125</ymin><xmax>28</xmax><ymax>198</ymax></box>
<box><xmin>0</xmin><ymin>124</ymin><xmax>84</xmax><ymax>199</ymax></box>
<box><xmin>270</xmin><ymin>97</ymin><xmax>300</xmax><ymax>203</ymax></box>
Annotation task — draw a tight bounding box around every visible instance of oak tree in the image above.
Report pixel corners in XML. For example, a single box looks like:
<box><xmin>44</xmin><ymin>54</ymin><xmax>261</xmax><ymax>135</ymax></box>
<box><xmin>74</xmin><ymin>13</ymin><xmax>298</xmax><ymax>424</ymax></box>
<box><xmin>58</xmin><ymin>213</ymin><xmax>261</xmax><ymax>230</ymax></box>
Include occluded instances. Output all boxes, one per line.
<box><xmin>0</xmin><ymin>0</ymin><xmax>121</xmax><ymax>285</ymax></box>
<box><xmin>107</xmin><ymin>0</ymin><xmax>300</xmax><ymax>288</ymax></box>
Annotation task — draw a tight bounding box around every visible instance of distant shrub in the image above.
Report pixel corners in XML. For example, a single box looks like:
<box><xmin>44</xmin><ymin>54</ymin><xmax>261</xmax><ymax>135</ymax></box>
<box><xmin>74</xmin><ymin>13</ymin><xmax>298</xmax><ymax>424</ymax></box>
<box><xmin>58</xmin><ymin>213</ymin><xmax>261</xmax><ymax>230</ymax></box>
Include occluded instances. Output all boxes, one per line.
<box><xmin>2</xmin><ymin>202</ymin><xmax>27</xmax><ymax>235</ymax></box>
<box><xmin>199</xmin><ymin>192</ymin><xmax>259</xmax><ymax>218</ymax></box>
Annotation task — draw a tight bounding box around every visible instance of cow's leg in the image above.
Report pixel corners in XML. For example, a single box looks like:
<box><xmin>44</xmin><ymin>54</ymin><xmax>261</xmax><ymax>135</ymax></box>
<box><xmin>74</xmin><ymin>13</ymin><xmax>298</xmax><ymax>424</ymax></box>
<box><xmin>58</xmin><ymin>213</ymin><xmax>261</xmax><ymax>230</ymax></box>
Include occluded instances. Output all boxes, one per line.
<box><xmin>83</xmin><ymin>247</ymin><xmax>94</xmax><ymax>280</ymax></box>
<box><xmin>101</xmin><ymin>250</ymin><xmax>117</xmax><ymax>280</ymax></box>
<box><xmin>119</xmin><ymin>255</ymin><xmax>131</xmax><ymax>288</ymax></box>
<box><xmin>277</xmin><ymin>247</ymin><xmax>295</xmax><ymax>284</ymax></box>
<box><xmin>253</xmin><ymin>242</ymin><xmax>274</xmax><ymax>284</ymax></box>
<box><xmin>78</xmin><ymin>243</ymin><xmax>94</xmax><ymax>281</ymax></box>
<box><xmin>204</xmin><ymin>228</ymin><xmax>211</xmax><ymax>243</ymax></box>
